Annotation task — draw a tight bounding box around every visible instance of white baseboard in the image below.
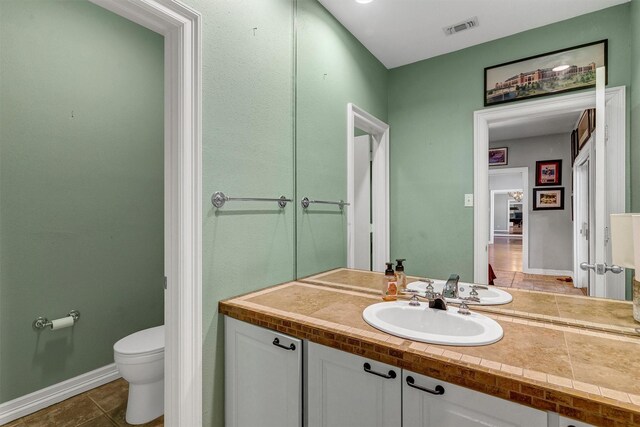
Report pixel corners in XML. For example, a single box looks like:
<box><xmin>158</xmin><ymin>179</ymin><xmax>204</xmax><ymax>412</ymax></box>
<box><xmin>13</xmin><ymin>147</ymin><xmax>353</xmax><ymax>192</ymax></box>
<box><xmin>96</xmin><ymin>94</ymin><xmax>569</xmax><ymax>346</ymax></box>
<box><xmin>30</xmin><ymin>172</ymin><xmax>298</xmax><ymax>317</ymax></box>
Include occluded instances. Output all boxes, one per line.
<box><xmin>524</xmin><ymin>268</ymin><xmax>574</xmax><ymax>278</ymax></box>
<box><xmin>0</xmin><ymin>364</ymin><xmax>121</xmax><ymax>425</ymax></box>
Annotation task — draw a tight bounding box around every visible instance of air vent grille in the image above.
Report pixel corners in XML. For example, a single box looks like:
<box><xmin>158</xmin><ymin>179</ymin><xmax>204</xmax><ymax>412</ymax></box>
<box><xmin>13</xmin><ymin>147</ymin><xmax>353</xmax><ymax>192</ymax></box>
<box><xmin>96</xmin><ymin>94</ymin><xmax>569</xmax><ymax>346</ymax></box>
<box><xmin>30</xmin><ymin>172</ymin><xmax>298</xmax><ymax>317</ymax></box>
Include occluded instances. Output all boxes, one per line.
<box><xmin>443</xmin><ymin>17</ymin><xmax>479</xmax><ymax>36</ymax></box>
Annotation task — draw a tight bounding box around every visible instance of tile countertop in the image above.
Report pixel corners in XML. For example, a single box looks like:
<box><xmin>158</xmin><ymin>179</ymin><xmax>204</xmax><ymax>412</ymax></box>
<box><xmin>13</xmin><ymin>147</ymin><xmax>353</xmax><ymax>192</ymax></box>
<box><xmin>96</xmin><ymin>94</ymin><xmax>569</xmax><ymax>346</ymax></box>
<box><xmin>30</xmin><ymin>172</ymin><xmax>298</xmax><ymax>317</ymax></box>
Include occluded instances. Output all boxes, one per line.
<box><xmin>220</xmin><ymin>277</ymin><xmax>640</xmax><ymax>427</ymax></box>
<box><xmin>302</xmin><ymin>268</ymin><xmax>639</xmax><ymax>336</ymax></box>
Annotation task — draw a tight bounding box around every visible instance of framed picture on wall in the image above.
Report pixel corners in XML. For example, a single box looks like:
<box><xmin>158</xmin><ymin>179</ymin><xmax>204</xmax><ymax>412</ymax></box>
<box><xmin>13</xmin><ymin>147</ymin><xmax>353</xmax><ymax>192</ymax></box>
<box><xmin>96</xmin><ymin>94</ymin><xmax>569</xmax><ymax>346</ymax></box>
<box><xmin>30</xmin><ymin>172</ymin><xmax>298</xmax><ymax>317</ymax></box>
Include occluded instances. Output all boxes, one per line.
<box><xmin>484</xmin><ymin>39</ymin><xmax>607</xmax><ymax>106</ymax></box>
<box><xmin>577</xmin><ymin>109</ymin><xmax>591</xmax><ymax>148</ymax></box>
<box><xmin>535</xmin><ymin>159</ymin><xmax>562</xmax><ymax>186</ymax></box>
<box><xmin>489</xmin><ymin>147</ymin><xmax>508</xmax><ymax>166</ymax></box>
<box><xmin>533</xmin><ymin>187</ymin><xmax>565</xmax><ymax>211</ymax></box>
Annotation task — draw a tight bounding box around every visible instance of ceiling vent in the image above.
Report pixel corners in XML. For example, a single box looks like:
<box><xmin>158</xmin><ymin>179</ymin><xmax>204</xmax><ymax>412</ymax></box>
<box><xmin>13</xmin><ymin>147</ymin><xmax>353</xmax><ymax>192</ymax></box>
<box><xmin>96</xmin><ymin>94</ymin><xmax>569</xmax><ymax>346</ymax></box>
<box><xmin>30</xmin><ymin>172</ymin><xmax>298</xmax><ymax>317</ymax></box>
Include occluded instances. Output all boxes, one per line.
<box><xmin>443</xmin><ymin>17</ymin><xmax>479</xmax><ymax>36</ymax></box>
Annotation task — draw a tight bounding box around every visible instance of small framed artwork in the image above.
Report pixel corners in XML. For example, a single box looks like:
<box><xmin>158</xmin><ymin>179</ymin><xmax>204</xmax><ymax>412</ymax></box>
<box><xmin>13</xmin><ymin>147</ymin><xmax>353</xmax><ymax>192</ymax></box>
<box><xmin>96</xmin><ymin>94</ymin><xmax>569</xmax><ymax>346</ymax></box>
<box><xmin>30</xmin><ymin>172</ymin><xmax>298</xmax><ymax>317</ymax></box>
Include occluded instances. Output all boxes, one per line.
<box><xmin>570</xmin><ymin>130</ymin><xmax>578</xmax><ymax>166</ymax></box>
<box><xmin>533</xmin><ymin>187</ymin><xmax>565</xmax><ymax>211</ymax></box>
<box><xmin>577</xmin><ymin>109</ymin><xmax>591</xmax><ymax>148</ymax></box>
<box><xmin>536</xmin><ymin>159</ymin><xmax>562</xmax><ymax>186</ymax></box>
<box><xmin>489</xmin><ymin>147</ymin><xmax>508</xmax><ymax>166</ymax></box>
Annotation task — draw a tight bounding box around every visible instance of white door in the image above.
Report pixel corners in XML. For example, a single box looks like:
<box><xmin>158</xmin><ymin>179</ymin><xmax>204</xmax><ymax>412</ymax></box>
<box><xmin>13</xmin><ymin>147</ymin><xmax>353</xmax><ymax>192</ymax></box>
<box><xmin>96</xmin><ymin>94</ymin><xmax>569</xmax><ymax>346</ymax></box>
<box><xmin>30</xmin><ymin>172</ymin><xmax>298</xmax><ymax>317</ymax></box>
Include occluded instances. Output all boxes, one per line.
<box><xmin>306</xmin><ymin>341</ymin><xmax>401</xmax><ymax>427</ymax></box>
<box><xmin>574</xmin><ymin>152</ymin><xmax>591</xmax><ymax>291</ymax></box>
<box><xmin>586</xmin><ymin>67</ymin><xmax>625</xmax><ymax>298</ymax></box>
<box><xmin>402</xmin><ymin>370</ymin><xmax>546</xmax><ymax>427</ymax></box>
<box><xmin>354</xmin><ymin>134</ymin><xmax>372</xmax><ymax>270</ymax></box>
<box><xmin>225</xmin><ymin>317</ymin><xmax>302</xmax><ymax>427</ymax></box>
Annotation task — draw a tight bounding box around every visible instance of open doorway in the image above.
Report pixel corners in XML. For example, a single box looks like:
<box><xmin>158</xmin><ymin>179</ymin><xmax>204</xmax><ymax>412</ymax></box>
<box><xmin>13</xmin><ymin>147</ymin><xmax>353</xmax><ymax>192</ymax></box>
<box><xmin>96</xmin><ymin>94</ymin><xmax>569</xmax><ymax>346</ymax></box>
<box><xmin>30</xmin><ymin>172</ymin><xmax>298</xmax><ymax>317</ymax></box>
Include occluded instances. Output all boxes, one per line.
<box><xmin>474</xmin><ymin>87</ymin><xmax>626</xmax><ymax>300</ymax></box>
<box><xmin>347</xmin><ymin>104</ymin><xmax>390</xmax><ymax>272</ymax></box>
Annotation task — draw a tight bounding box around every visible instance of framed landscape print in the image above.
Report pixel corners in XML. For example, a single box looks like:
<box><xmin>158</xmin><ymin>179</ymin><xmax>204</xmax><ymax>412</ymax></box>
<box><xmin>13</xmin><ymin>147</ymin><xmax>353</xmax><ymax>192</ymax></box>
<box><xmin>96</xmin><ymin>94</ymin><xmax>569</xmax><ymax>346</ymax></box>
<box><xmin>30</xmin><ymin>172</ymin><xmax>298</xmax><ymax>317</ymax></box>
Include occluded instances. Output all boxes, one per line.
<box><xmin>536</xmin><ymin>159</ymin><xmax>562</xmax><ymax>186</ymax></box>
<box><xmin>484</xmin><ymin>40</ymin><xmax>607</xmax><ymax>106</ymax></box>
<box><xmin>489</xmin><ymin>147</ymin><xmax>508</xmax><ymax>166</ymax></box>
<box><xmin>533</xmin><ymin>187</ymin><xmax>565</xmax><ymax>211</ymax></box>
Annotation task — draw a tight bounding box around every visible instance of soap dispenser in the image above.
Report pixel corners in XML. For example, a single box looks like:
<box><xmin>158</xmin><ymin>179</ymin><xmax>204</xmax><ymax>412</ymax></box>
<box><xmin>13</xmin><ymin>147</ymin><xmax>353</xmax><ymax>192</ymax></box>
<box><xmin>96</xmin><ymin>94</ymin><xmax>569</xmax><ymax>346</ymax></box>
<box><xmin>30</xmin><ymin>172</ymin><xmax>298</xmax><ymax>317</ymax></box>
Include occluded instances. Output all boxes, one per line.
<box><xmin>395</xmin><ymin>259</ymin><xmax>407</xmax><ymax>292</ymax></box>
<box><xmin>382</xmin><ymin>262</ymin><xmax>397</xmax><ymax>301</ymax></box>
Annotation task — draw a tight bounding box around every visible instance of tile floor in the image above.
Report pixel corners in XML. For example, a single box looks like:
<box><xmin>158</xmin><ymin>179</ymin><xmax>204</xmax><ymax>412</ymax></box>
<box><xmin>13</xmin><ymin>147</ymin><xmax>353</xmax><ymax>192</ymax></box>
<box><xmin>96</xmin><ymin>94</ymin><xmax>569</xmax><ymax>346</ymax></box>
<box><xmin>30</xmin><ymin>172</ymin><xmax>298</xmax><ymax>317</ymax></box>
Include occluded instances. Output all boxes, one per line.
<box><xmin>3</xmin><ymin>379</ymin><xmax>163</xmax><ymax>427</ymax></box>
<box><xmin>493</xmin><ymin>269</ymin><xmax>587</xmax><ymax>296</ymax></box>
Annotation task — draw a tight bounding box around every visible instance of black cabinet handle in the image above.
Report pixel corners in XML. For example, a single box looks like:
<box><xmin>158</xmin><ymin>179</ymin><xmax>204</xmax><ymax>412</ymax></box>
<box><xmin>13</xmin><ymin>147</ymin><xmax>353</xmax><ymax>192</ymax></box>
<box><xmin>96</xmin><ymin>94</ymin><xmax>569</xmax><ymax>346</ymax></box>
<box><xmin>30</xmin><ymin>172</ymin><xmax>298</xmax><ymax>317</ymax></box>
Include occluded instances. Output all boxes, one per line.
<box><xmin>272</xmin><ymin>337</ymin><xmax>295</xmax><ymax>351</ymax></box>
<box><xmin>406</xmin><ymin>376</ymin><xmax>445</xmax><ymax>395</ymax></box>
<box><xmin>363</xmin><ymin>362</ymin><xmax>396</xmax><ymax>379</ymax></box>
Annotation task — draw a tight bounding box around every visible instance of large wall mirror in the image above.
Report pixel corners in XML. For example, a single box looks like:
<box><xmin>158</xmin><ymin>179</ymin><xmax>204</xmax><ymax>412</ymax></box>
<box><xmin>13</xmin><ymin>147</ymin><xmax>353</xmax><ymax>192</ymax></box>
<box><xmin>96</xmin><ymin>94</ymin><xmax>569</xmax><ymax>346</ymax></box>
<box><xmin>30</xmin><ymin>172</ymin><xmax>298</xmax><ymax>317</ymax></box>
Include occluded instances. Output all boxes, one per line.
<box><xmin>294</xmin><ymin>0</ymin><xmax>635</xmax><ymax>330</ymax></box>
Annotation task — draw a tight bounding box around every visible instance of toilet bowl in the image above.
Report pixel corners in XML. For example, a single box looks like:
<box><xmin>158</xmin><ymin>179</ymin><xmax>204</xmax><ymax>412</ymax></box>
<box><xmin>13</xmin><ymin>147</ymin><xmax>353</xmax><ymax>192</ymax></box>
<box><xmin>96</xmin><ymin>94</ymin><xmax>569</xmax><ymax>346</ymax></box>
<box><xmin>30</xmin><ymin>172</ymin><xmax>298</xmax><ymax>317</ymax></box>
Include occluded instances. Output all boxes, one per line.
<box><xmin>114</xmin><ymin>325</ymin><xmax>164</xmax><ymax>425</ymax></box>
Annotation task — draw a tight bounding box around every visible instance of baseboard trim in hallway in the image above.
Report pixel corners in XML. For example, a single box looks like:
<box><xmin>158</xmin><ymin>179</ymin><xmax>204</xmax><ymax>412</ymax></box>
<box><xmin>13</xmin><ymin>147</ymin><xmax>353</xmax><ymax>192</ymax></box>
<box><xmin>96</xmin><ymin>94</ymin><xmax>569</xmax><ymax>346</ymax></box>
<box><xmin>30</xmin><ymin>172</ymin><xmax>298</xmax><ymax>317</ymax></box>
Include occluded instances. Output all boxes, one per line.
<box><xmin>0</xmin><ymin>364</ymin><xmax>120</xmax><ymax>425</ymax></box>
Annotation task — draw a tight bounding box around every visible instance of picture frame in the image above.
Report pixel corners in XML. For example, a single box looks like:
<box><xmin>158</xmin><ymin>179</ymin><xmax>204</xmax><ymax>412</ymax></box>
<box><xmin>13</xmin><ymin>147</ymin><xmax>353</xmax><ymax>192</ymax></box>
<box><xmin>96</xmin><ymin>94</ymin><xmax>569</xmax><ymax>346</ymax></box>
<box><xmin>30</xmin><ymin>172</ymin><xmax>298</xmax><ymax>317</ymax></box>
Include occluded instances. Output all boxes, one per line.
<box><xmin>577</xmin><ymin>109</ymin><xmax>591</xmax><ymax>149</ymax></box>
<box><xmin>536</xmin><ymin>159</ymin><xmax>562</xmax><ymax>186</ymax></box>
<box><xmin>570</xmin><ymin>130</ymin><xmax>578</xmax><ymax>166</ymax></box>
<box><xmin>533</xmin><ymin>187</ymin><xmax>565</xmax><ymax>211</ymax></box>
<box><xmin>484</xmin><ymin>40</ymin><xmax>608</xmax><ymax>106</ymax></box>
<box><xmin>489</xmin><ymin>147</ymin><xmax>508</xmax><ymax>166</ymax></box>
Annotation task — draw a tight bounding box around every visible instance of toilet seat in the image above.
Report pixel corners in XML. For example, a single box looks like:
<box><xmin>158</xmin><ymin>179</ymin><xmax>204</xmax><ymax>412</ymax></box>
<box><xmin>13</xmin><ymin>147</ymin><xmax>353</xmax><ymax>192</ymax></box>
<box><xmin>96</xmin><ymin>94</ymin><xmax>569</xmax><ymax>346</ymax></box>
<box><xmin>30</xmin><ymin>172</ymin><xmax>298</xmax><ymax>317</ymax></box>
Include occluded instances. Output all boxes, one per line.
<box><xmin>114</xmin><ymin>325</ymin><xmax>164</xmax><ymax>358</ymax></box>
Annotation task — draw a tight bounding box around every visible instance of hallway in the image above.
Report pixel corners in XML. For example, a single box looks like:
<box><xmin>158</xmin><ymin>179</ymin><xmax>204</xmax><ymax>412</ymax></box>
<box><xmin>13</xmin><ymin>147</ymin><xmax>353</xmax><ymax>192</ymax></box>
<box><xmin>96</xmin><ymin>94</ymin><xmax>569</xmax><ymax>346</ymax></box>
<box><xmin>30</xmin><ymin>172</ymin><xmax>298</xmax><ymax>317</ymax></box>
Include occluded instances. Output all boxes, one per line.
<box><xmin>489</xmin><ymin>237</ymin><xmax>586</xmax><ymax>296</ymax></box>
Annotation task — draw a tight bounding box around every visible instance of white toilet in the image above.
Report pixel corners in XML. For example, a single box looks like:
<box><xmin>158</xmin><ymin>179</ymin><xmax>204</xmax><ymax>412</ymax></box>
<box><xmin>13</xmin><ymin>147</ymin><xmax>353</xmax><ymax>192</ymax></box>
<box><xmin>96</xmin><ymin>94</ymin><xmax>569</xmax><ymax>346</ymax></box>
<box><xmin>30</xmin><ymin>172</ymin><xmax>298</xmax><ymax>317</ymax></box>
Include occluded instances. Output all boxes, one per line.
<box><xmin>114</xmin><ymin>325</ymin><xmax>164</xmax><ymax>425</ymax></box>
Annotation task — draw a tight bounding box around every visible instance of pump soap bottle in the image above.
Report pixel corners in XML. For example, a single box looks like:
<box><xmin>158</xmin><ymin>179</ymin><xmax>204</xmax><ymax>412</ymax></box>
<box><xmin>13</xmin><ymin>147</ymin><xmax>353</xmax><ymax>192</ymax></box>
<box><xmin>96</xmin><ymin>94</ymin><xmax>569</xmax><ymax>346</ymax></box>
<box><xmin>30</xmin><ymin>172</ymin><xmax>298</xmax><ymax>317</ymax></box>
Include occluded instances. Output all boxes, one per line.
<box><xmin>382</xmin><ymin>262</ymin><xmax>398</xmax><ymax>301</ymax></box>
<box><xmin>395</xmin><ymin>259</ymin><xmax>407</xmax><ymax>293</ymax></box>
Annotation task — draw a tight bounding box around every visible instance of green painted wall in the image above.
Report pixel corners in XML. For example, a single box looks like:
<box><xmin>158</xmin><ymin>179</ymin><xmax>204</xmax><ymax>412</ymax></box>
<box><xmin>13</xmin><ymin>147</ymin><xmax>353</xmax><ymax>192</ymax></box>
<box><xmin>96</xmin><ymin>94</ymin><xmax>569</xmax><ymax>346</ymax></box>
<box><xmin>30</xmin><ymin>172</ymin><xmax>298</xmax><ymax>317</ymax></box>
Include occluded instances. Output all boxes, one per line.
<box><xmin>194</xmin><ymin>0</ymin><xmax>295</xmax><ymax>425</ymax></box>
<box><xmin>388</xmin><ymin>4</ymin><xmax>632</xmax><ymax>282</ymax></box>
<box><xmin>0</xmin><ymin>0</ymin><xmax>164</xmax><ymax>402</ymax></box>
<box><xmin>632</xmin><ymin>0</ymin><xmax>640</xmax><ymax>215</ymax></box>
<box><xmin>296</xmin><ymin>0</ymin><xmax>388</xmax><ymax>278</ymax></box>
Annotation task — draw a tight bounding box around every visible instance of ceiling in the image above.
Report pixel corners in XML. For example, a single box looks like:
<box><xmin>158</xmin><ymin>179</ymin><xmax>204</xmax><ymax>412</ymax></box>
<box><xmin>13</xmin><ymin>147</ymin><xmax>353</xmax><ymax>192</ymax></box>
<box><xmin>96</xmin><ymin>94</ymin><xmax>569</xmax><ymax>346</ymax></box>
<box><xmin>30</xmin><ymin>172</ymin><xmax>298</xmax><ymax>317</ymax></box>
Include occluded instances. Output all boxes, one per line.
<box><xmin>489</xmin><ymin>110</ymin><xmax>582</xmax><ymax>142</ymax></box>
<box><xmin>317</xmin><ymin>0</ymin><xmax>629</xmax><ymax>69</ymax></box>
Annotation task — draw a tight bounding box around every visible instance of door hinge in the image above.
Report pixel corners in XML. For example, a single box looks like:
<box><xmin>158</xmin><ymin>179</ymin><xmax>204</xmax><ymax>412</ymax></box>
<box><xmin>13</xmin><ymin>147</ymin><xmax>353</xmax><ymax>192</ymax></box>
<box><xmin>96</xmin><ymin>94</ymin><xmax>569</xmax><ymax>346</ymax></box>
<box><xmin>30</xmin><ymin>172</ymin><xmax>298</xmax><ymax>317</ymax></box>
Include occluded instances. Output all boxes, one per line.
<box><xmin>164</xmin><ymin>276</ymin><xmax>168</xmax><ymax>290</ymax></box>
<box><xmin>370</xmin><ymin>223</ymin><xmax>374</xmax><ymax>233</ymax></box>
<box><xmin>604</xmin><ymin>226</ymin><xmax>610</xmax><ymax>245</ymax></box>
<box><xmin>605</xmin><ymin>124</ymin><xmax>609</xmax><ymax>142</ymax></box>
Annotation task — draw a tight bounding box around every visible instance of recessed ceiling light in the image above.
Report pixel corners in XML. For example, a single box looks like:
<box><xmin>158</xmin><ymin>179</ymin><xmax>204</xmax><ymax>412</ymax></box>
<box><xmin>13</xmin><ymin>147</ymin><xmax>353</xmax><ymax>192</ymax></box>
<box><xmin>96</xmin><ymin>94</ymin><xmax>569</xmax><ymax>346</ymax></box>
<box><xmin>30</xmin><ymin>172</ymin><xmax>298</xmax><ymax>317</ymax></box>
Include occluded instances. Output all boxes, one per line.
<box><xmin>552</xmin><ymin>65</ymin><xmax>570</xmax><ymax>72</ymax></box>
<box><xmin>355</xmin><ymin>0</ymin><xmax>374</xmax><ymax>4</ymax></box>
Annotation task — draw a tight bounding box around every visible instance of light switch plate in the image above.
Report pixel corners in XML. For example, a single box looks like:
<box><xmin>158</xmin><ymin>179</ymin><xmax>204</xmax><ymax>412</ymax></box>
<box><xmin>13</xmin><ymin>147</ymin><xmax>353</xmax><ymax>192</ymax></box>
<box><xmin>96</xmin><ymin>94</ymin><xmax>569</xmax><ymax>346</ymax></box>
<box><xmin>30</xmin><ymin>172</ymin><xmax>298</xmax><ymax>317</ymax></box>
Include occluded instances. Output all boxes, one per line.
<box><xmin>464</xmin><ymin>194</ymin><xmax>473</xmax><ymax>207</ymax></box>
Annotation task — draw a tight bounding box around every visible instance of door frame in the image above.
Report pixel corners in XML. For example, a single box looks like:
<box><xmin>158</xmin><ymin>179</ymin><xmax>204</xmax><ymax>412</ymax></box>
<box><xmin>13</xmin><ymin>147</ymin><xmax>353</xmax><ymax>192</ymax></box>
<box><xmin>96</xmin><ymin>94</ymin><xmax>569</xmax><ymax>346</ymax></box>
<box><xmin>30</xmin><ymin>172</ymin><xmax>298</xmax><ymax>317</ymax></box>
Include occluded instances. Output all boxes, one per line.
<box><xmin>347</xmin><ymin>104</ymin><xmax>390</xmax><ymax>271</ymax></box>
<box><xmin>573</xmin><ymin>140</ymin><xmax>593</xmax><ymax>291</ymax></box>
<box><xmin>488</xmin><ymin>168</ymin><xmax>528</xmax><ymax>271</ymax></box>
<box><xmin>90</xmin><ymin>1</ymin><xmax>202</xmax><ymax>425</ymax></box>
<box><xmin>473</xmin><ymin>87</ymin><xmax>625</xmax><ymax>286</ymax></box>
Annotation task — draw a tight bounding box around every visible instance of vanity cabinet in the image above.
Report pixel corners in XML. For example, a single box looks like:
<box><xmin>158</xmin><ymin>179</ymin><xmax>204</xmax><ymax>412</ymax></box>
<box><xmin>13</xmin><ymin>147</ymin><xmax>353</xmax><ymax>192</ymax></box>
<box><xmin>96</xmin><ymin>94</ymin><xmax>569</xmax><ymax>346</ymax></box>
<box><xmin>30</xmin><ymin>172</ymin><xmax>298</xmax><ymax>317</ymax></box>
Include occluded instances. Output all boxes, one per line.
<box><xmin>305</xmin><ymin>341</ymin><xmax>402</xmax><ymax>427</ymax></box>
<box><xmin>225</xmin><ymin>317</ymin><xmax>302</xmax><ymax>427</ymax></box>
<box><xmin>225</xmin><ymin>318</ymin><xmax>582</xmax><ymax>427</ymax></box>
<box><xmin>402</xmin><ymin>370</ymin><xmax>547</xmax><ymax>427</ymax></box>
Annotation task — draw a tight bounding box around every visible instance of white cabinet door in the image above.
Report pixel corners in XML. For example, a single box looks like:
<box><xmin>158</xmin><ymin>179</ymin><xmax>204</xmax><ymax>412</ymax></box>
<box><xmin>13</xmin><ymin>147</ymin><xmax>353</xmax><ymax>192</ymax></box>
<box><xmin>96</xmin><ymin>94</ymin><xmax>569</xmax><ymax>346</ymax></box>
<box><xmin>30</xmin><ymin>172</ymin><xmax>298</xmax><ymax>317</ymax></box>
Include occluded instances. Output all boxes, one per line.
<box><xmin>403</xmin><ymin>370</ymin><xmax>546</xmax><ymax>427</ymax></box>
<box><xmin>225</xmin><ymin>317</ymin><xmax>302</xmax><ymax>427</ymax></box>
<box><xmin>558</xmin><ymin>415</ymin><xmax>595</xmax><ymax>427</ymax></box>
<box><xmin>306</xmin><ymin>341</ymin><xmax>401</xmax><ymax>427</ymax></box>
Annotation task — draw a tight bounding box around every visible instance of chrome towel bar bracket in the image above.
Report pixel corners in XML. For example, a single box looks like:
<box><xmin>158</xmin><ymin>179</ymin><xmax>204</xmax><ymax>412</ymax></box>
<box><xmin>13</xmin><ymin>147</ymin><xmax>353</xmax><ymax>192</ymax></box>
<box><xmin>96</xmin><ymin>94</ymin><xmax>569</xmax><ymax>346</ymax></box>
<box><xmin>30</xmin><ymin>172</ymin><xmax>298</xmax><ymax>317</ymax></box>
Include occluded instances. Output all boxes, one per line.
<box><xmin>301</xmin><ymin>197</ymin><xmax>350</xmax><ymax>210</ymax></box>
<box><xmin>211</xmin><ymin>191</ymin><xmax>291</xmax><ymax>208</ymax></box>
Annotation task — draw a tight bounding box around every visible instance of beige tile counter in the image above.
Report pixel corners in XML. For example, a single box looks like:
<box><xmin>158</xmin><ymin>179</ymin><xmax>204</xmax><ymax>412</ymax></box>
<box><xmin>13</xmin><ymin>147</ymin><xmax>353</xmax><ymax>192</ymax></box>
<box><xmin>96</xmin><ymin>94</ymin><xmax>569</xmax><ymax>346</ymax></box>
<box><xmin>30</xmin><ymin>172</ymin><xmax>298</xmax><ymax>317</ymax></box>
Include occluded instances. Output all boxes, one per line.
<box><xmin>303</xmin><ymin>268</ymin><xmax>639</xmax><ymax>335</ymax></box>
<box><xmin>220</xmin><ymin>277</ymin><xmax>640</xmax><ymax>426</ymax></box>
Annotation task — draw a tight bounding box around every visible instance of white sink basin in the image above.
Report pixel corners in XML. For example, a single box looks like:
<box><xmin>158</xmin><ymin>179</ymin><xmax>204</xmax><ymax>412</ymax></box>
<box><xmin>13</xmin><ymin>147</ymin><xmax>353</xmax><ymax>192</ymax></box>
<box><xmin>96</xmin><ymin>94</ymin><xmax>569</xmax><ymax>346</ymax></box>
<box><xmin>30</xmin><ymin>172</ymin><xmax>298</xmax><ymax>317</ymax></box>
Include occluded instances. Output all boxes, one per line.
<box><xmin>407</xmin><ymin>280</ymin><xmax>512</xmax><ymax>305</ymax></box>
<box><xmin>362</xmin><ymin>301</ymin><xmax>503</xmax><ymax>346</ymax></box>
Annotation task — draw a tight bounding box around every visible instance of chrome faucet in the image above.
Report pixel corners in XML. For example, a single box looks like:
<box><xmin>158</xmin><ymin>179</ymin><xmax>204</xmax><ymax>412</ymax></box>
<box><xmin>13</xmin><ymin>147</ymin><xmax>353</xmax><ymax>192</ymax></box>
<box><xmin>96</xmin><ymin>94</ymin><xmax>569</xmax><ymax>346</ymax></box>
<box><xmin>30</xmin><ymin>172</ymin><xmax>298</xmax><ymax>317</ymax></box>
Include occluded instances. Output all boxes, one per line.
<box><xmin>401</xmin><ymin>286</ymin><xmax>448</xmax><ymax>311</ymax></box>
<box><xmin>442</xmin><ymin>274</ymin><xmax>460</xmax><ymax>299</ymax></box>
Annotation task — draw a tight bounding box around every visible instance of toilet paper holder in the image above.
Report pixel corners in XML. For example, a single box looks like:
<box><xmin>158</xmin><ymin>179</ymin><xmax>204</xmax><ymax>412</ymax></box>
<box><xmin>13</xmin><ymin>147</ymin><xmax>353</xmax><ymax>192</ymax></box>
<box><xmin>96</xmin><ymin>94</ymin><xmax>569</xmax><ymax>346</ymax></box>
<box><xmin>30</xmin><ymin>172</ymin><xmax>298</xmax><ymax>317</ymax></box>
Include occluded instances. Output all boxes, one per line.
<box><xmin>32</xmin><ymin>310</ymin><xmax>80</xmax><ymax>330</ymax></box>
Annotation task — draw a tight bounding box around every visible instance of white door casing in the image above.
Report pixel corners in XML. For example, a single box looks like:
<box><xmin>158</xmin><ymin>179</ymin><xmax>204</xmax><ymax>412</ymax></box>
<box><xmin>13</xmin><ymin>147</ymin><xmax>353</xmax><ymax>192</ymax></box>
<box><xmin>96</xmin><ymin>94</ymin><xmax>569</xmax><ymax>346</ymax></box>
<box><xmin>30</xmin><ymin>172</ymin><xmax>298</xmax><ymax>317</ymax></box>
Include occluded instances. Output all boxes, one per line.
<box><xmin>353</xmin><ymin>134</ymin><xmax>372</xmax><ymax>270</ymax></box>
<box><xmin>488</xmin><ymin>167</ymin><xmax>529</xmax><ymax>271</ymax></box>
<box><xmin>573</xmin><ymin>143</ymin><xmax>592</xmax><ymax>290</ymax></box>
<box><xmin>89</xmin><ymin>1</ymin><xmax>202</xmax><ymax>425</ymax></box>
<box><xmin>347</xmin><ymin>104</ymin><xmax>390</xmax><ymax>272</ymax></box>
<box><xmin>474</xmin><ymin>87</ymin><xmax>625</xmax><ymax>295</ymax></box>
